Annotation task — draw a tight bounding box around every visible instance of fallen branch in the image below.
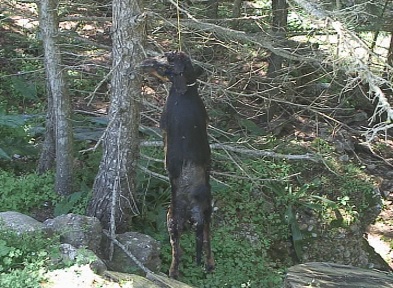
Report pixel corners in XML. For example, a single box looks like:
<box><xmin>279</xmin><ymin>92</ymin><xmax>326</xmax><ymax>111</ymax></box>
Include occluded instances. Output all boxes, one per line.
<box><xmin>289</xmin><ymin>0</ymin><xmax>393</xmax><ymax>140</ymax></box>
<box><xmin>140</xmin><ymin>140</ymin><xmax>320</xmax><ymax>162</ymax></box>
<box><xmin>211</xmin><ymin>143</ymin><xmax>320</xmax><ymax>162</ymax></box>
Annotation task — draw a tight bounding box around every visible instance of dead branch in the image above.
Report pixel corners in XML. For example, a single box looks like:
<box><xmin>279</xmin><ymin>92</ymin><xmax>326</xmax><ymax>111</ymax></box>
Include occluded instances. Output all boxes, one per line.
<box><xmin>289</xmin><ymin>0</ymin><xmax>393</xmax><ymax>140</ymax></box>
<box><xmin>211</xmin><ymin>143</ymin><xmax>320</xmax><ymax>162</ymax></box>
<box><xmin>61</xmin><ymin>16</ymin><xmax>111</xmax><ymax>22</ymax></box>
<box><xmin>140</xmin><ymin>141</ymin><xmax>320</xmax><ymax>162</ymax></box>
<box><xmin>102</xmin><ymin>230</ymin><xmax>186</xmax><ymax>287</ymax></box>
<box><xmin>160</xmin><ymin>0</ymin><xmax>320</xmax><ymax>63</ymax></box>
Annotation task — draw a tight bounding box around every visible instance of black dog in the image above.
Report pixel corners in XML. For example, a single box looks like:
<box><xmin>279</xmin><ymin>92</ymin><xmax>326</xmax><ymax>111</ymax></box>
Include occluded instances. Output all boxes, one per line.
<box><xmin>141</xmin><ymin>51</ymin><xmax>214</xmax><ymax>278</ymax></box>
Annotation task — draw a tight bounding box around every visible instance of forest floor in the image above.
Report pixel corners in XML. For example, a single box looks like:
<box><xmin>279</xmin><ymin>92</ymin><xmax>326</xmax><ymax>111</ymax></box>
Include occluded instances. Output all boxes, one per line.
<box><xmin>367</xmin><ymin>201</ymin><xmax>393</xmax><ymax>269</ymax></box>
<box><xmin>2</xmin><ymin>1</ymin><xmax>393</xmax><ymax>284</ymax></box>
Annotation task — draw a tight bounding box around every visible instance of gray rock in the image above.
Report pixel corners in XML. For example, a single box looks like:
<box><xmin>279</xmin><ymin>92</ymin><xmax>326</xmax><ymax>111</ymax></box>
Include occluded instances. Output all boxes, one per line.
<box><xmin>105</xmin><ymin>271</ymin><xmax>162</xmax><ymax>287</ymax></box>
<box><xmin>103</xmin><ymin>231</ymin><xmax>161</xmax><ymax>274</ymax></box>
<box><xmin>284</xmin><ymin>262</ymin><xmax>393</xmax><ymax>288</ymax></box>
<box><xmin>44</xmin><ymin>264</ymin><xmax>162</xmax><ymax>288</ymax></box>
<box><xmin>44</xmin><ymin>213</ymin><xmax>102</xmax><ymax>252</ymax></box>
<box><xmin>54</xmin><ymin>243</ymin><xmax>107</xmax><ymax>275</ymax></box>
<box><xmin>146</xmin><ymin>272</ymin><xmax>195</xmax><ymax>288</ymax></box>
<box><xmin>0</xmin><ymin>211</ymin><xmax>46</xmax><ymax>234</ymax></box>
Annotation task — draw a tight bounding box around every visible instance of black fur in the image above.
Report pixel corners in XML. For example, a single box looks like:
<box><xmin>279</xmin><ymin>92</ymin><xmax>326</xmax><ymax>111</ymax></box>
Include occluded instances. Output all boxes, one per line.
<box><xmin>141</xmin><ymin>51</ymin><xmax>214</xmax><ymax>278</ymax></box>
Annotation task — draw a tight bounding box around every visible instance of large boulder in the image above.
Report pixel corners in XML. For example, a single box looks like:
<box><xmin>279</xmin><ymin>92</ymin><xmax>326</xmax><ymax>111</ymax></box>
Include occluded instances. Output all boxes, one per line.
<box><xmin>0</xmin><ymin>211</ymin><xmax>46</xmax><ymax>234</ymax></box>
<box><xmin>102</xmin><ymin>231</ymin><xmax>161</xmax><ymax>274</ymax></box>
<box><xmin>44</xmin><ymin>213</ymin><xmax>102</xmax><ymax>253</ymax></box>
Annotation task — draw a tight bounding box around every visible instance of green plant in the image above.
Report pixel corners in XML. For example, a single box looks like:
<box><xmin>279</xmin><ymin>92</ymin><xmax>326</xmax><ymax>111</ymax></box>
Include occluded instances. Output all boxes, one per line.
<box><xmin>132</xmin><ymin>145</ymin><xmax>170</xmax><ymax>239</ymax></box>
<box><xmin>176</xmin><ymin>229</ymin><xmax>284</xmax><ymax>287</ymax></box>
<box><xmin>0</xmin><ymin>262</ymin><xmax>45</xmax><ymax>288</ymax></box>
<box><xmin>134</xmin><ymin>132</ymin><xmax>378</xmax><ymax>287</ymax></box>
<box><xmin>54</xmin><ymin>187</ymin><xmax>90</xmax><ymax>216</ymax></box>
<box><xmin>310</xmin><ymin>138</ymin><xmax>334</xmax><ymax>154</ymax></box>
<box><xmin>0</xmin><ymin>170</ymin><xmax>57</xmax><ymax>213</ymax></box>
<box><xmin>0</xmin><ymin>229</ymin><xmax>61</xmax><ymax>288</ymax></box>
<box><xmin>0</xmin><ymin>113</ymin><xmax>38</xmax><ymax>160</ymax></box>
<box><xmin>155</xmin><ymin>157</ymin><xmax>292</xmax><ymax>287</ymax></box>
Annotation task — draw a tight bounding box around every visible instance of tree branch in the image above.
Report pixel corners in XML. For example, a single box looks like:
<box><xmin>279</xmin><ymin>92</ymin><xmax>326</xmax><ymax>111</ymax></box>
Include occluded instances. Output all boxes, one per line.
<box><xmin>289</xmin><ymin>0</ymin><xmax>393</xmax><ymax>140</ymax></box>
<box><xmin>140</xmin><ymin>141</ymin><xmax>320</xmax><ymax>162</ymax></box>
<box><xmin>158</xmin><ymin>0</ymin><xmax>320</xmax><ymax>63</ymax></box>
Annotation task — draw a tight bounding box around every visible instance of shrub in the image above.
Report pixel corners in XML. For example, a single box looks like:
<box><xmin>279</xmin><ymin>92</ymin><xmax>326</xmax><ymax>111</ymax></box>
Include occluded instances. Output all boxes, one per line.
<box><xmin>0</xmin><ymin>229</ymin><xmax>60</xmax><ymax>288</ymax></box>
<box><xmin>0</xmin><ymin>170</ymin><xmax>57</xmax><ymax>213</ymax></box>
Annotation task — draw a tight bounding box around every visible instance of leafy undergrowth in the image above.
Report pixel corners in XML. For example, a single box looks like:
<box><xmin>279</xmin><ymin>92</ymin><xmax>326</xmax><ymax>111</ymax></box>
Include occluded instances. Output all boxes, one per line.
<box><xmin>135</xmin><ymin>136</ymin><xmax>378</xmax><ymax>287</ymax></box>
<box><xmin>0</xmin><ymin>229</ymin><xmax>61</xmax><ymax>288</ymax></box>
<box><xmin>0</xmin><ymin>170</ymin><xmax>57</xmax><ymax>214</ymax></box>
<box><xmin>0</xmin><ymin>137</ymin><xmax>382</xmax><ymax>287</ymax></box>
<box><xmin>0</xmin><ymin>1</ymin><xmax>389</xmax><ymax>287</ymax></box>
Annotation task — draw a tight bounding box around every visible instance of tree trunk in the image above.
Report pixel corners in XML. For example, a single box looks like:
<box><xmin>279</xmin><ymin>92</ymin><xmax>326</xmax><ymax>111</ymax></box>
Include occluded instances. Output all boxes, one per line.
<box><xmin>386</xmin><ymin>32</ymin><xmax>393</xmax><ymax>68</ymax></box>
<box><xmin>206</xmin><ymin>0</ymin><xmax>218</xmax><ymax>19</ymax></box>
<box><xmin>267</xmin><ymin>0</ymin><xmax>287</xmax><ymax>76</ymax></box>
<box><xmin>264</xmin><ymin>0</ymin><xmax>288</xmax><ymax>123</ymax></box>
<box><xmin>39</xmin><ymin>0</ymin><xmax>73</xmax><ymax>195</ymax></box>
<box><xmin>87</xmin><ymin>0</ymin><xmax>145</xmax><ymax>232</ymax></box>
<box><xmin>37</xmin><ymin>82</ymin><xmax>55</xmax><ymax>173</ymax></box>
<box><xmin>231</xmin><ymin>0</ymin><xmax>242</xmax><ymax>29</ymax></box>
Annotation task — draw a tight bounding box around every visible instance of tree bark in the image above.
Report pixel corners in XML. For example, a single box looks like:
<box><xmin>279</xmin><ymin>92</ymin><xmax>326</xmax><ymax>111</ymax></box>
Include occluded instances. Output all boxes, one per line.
<box><xmin>206</xmin><ymin>0</ymin><xmax>218</xmax><ymax>19</ymax></box>
<box><xmin>387</xmin><ymin>32</ymin><xmax>393</xmax><ymax>68</ymax></box>
<box><xmin>37</xmin><ymin>82</ymin><xmax>56</xmax><ymax>173</ymax></box>
<box><xmin>87</xmin><ymin>0</ymin><xmax>145</xmax><ymax>232</ymax></box>
<box><xmin>231</xmin><ymin>0</ymin><xmax>242</xmax><ymax>29</ymax></box>
<box><xmin>39</xmin><ymin>0</ymin><xmax>73</xmax><ymax>195</ymax></box>
<box><xmin>267</xmin><ymin>0</ymin><xmax>287</xmax><ymax>76</ymax></box>
<box><xmin>265</xmin><ymin>0</ymin><xmax>288</xmax><ymax>122</ymax></box>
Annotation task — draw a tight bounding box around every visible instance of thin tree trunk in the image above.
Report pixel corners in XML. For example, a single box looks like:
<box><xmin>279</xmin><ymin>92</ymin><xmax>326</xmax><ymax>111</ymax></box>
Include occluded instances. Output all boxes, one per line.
<box><xmin>206</xmin><ymin>0</ymin><xmax>218</xmax><ymax>19</ymax></box>
<box><xmin>39</xmin><ymin>0</ymin><xmax>73</xmax><ymax>195</ymax></box>
<box><xmin>267</xmin><ymin>0</ymin><xmax>287</xmax><ymax>76</ymax></box>
<box><xmin>87</xmin><ymin>0</ymin><xmax>145</xmax><ymax>233</ymax></box>
<box><xmin>387</xmin><ymin>33</ymin><xmax>393</xmax><ymax>68</ymax></box>
<box><xmin>265</xmin><ymin>0</ymin><xmax>287</xmax><ymax>122</ymax></box>
<box><xmin>231</xmin><ymin>0</ymin><xmax>242</xmax><ymax>29</ymax></box>
<box><xmin>37</xmin><ymin>82</ymin><xmax>55</xmax><ymax>173</ymax></box>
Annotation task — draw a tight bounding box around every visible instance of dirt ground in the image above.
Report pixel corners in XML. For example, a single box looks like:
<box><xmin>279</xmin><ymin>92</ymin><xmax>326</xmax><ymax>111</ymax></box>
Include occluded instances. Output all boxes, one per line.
<box><xmin>367</xmin><ymin>201</ymin><xmax>393</xmax><ymax>270</ymax></box>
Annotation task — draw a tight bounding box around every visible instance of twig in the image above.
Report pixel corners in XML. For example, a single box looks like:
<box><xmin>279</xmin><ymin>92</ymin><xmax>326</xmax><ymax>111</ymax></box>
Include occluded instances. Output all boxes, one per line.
<box><xmin>211</xmin><ymin>143</ymin><xmax>320</xmax><ymax>162</ymax></box>
<box><xmin>140</xmin><ymin>140</ymin><xmax>320</xmax><ymax>161</ymax></box>
<box><xmin>137</xmin><ymin>164</ymin><xmax>169</xmax><ymax>182</ymax></box>
<box><xmin>156</xmin><ymin>2</ymin><xmax>319</xmax><ymax>63</ymax></box>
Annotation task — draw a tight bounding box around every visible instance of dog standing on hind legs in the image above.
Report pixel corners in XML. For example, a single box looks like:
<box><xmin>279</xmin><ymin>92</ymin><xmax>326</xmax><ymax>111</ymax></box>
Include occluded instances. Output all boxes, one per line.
<box><xmin>141</xmin><ymin>51</ymin><xmax>215</xmax><ymax>279</ymax></box>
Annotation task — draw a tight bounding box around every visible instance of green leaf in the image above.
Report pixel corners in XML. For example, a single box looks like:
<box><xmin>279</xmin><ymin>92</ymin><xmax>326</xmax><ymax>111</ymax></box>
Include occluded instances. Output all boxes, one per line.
<box><xmin>89</xmin><ymin>117</ymin><xmax>108</xmax><ymax>126</ymax></box>
<box><xmin>11</xmin><ymin>76</ymin><xmax>37</xmax><ymax>100</ymax></box>
<box><xmin>54</xmin><ymin>191</ymin><xmax>84</xmax><ymax>216</ymax></box>
<box><xmin>0</xmin><ymin>240</ymin><xmax>11</xmax><ymax>257</ymax></box>
<box><xmin>310</xmin><ymin>195</ymin><xmax>338</xmax><ymax>208</ymax></box>
<box><xmin>238</xmin><ymin>118</ymin><xmax>265</xmax><ymax>135</ymax></box>
<box><xmin>0</xmin><ymin>148</ymin><xmax>11</xmax><ymax>159</ymax></box>
<box><xmin>0</xmin><ymin>114</ymin><xmax>25</xmax><ymax>128</ymax></box>
<box><xmin>286</xmin><ymin>205</ymin><xmax>304</xmax><ymax>260</ymax></box>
